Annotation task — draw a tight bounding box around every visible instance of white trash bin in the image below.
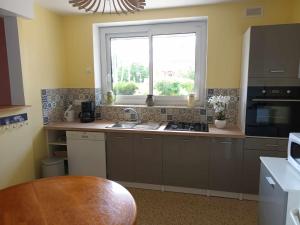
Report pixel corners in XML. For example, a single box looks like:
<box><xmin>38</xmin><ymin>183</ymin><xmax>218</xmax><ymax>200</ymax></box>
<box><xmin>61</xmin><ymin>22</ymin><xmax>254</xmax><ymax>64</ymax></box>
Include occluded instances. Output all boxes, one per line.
<box><xmin>42</xmin><ymin>158</ymin><xmax>65</xmax><ymax>177</ymax></box>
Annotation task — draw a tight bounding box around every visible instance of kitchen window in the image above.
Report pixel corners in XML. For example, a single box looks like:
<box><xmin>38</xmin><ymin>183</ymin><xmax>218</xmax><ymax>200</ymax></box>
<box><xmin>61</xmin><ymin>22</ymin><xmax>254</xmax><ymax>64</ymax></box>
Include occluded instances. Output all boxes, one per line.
<box><xmin>95</xmin><ymin>18</ymin><xmax>207</xmax><ymax>105</ymax></box>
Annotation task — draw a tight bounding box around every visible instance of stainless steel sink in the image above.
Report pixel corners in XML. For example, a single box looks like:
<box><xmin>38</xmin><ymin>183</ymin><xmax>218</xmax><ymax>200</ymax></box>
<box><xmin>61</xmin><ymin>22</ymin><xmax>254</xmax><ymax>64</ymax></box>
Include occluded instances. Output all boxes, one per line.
<box><xmin>109</xmin><ymin>121</ymin><xmax>137</xmax><ymax>129</ymax></box>
<box><xmin>133</xmin><ymin>122</ymin><xmax>161</xmax><ymax>130</ymax></box>
<box><xmin>107</xmin><ymin>121</ymin><xmax>160</xmax><ymax>130</ymax></box>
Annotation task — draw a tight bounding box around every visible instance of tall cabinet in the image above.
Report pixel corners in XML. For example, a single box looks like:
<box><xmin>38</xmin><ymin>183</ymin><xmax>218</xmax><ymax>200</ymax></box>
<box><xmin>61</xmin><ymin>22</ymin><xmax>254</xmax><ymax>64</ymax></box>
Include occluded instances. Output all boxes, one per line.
<box><xmin>239</xmin><ymin>24</ymin><xmax>300</xmax><ymax>131</ymax></box>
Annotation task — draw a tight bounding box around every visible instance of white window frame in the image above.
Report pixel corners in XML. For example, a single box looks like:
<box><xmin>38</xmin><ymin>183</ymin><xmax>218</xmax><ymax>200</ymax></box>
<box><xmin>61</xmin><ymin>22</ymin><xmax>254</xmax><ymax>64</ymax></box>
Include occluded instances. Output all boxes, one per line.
<box><xmin>93</xmin><ymin>17</ymin><xmax>208</xmax><ymax>106</ymax></box>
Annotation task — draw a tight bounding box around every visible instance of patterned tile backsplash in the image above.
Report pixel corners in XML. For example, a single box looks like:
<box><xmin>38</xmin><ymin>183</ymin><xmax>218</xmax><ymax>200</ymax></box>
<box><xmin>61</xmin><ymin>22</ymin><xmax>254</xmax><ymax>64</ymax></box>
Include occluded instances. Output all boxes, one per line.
<box><xmin>41</xmin><ymin>88</ymin><xmax>239</xmax><ymax>126</ymax></box>
<box><xmin>41</xmin><ymin>88</ymin><xmax>100</xmax><ymax>124</ymax></box>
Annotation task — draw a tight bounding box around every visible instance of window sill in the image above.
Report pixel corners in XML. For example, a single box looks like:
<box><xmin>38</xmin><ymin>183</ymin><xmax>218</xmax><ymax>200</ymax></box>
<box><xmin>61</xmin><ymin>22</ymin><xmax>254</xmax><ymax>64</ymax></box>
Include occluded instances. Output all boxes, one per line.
<box><xmin>0</xmin><ymin>105</ymin><xmax>31</xmax><ymax>112</ymax></box>
<box><xmin>100</xmin><ymin>104</ymin><xmax>203</xmax><ymax>109</ymax></box>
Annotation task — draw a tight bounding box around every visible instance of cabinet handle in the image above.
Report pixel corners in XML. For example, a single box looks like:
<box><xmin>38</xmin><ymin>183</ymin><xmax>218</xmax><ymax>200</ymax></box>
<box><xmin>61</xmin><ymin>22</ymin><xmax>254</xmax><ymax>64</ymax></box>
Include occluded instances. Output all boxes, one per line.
<box><xmin>219</xmin><ymin>141</ymin><xmax>232</xmax><ymax>145</ymax></box>
<box><xmin>143</xmin><ymin>137</ymin><xmax>153</xmax><ymax>140</ymax></box>
<box><xmin>265</xmin><ymin>144</ymin><xmax>279</xmax><ymax>147</ymax></box>
<box><xmin>115</xmin><ymin>136</ymin><xmax>125</xmax><ymax>139</ymax></box>
<box><xmin>270</xmin><ymin>69</ymin><xmax>285</xmax><ymax>73</ymax></box>
<box><xmin>81</xmin><ymin>135</ymin><xmax>89</xmax><ymax>139</ymax></box>
<box><xmin>266</xmin><ymin>176</ymin><xmax>276</xmax><ymax>188</ymax></box>
<box><xmin>183</xmin><ymin>139</ymin><xmax>192</xmax><ymax>142</ymax></box>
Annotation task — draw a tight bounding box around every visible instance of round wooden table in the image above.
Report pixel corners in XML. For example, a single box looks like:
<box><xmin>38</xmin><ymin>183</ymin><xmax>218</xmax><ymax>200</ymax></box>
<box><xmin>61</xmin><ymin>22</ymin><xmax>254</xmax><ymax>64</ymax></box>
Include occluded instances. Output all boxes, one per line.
<box><xmin>0</xmin><ymin>176</ymin><xmax>137</xmax><ymax>225</ymax></box>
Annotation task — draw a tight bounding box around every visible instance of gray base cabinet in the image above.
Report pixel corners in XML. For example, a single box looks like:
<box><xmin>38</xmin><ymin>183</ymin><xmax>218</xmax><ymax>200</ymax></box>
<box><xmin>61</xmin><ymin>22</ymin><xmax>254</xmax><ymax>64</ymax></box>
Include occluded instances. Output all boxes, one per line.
<box><xmin>133</xmin><ymin>134</ymin><xmax>162</xmax><ymax>185</ymax></box>
<box><xmin>243</xmin><ymin>137</ymin><xmax>288</xmax><ymax>194</ymax></box>
<box><xmin>209</xmin><ymin>138</ymin><xmax>243</xmax><ymax>192</ymax></box>
<box><xmin>107</xmin><ymin>133</ymin><xmax>285</xmax><ymax>195</ymax></box>
<box><xmin>163</xmin><ymin>136</ymin><xmax>210</xmax><ymax>189</ymax></box>
<box><xmin>107</xmin><ymin>133</ymin><xmax>163</xmax><ymax>185</ymax></box>
<box><xmin>259</xmin><ymin>163</ymin><xmax>287</xmax><ymax>225</ymax></box>
<box><xmin>243</xmin><ymin>150</ymin><xmax>286</xmax><ymax>194</ymax></box>
<box><xmin>106</xmin><ymin>133</ymin><xmax>135</xmax><ymax>182</ymax></box>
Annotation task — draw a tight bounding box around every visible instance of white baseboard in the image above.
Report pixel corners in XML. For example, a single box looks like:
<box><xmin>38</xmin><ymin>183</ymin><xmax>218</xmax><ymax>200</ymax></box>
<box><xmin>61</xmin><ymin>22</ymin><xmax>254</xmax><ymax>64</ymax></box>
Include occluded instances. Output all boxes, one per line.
<box><xmin>117</xmin><ymin>181</ymin><xmax>259</xmax><ymax>201</ymax></box>
<box><xmin>208</xmin><ymin>190</ymin><xmax>242</xmax><ymax>199</ymax></box>
<box><xmin>164</xmin><ymin>185</ymin><xmax>207</xmax><ymax>195</ymax></box>
<box><xmin>118</xmin><ymin>181</ymin><xmax>162</xmax><ymax>191</ymax></box>
<box><xmin>242</xmin><ymin>193</ymin><xmax>259</xmax><ymax>201</ymax></box>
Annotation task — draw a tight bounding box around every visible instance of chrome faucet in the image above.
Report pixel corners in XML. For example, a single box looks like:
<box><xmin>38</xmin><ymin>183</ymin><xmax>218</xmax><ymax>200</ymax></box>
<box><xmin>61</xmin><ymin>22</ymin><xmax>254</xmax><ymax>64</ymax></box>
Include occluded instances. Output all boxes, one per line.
<box><xmin>124</xmin><ymin>108</ymin><xmax>141</xmax><ymax>124</ymax></box>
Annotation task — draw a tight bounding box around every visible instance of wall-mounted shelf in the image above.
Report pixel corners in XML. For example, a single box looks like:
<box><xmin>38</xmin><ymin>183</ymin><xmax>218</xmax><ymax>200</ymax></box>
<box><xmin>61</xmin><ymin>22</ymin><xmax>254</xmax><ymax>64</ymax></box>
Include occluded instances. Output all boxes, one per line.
<box><xmin>0</xmin><ymin>105</ymin><xmax>31</xmax><ymax>112</ymax></box>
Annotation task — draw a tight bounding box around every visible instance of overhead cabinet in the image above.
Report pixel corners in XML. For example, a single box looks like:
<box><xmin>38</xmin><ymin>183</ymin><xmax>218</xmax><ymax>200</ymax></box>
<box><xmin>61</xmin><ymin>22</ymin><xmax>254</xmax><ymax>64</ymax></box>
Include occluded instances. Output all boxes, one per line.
<box><xmin>248</xmin><ymin>24</ymin><xmax>300</xmax><ymax>79</ymax></box>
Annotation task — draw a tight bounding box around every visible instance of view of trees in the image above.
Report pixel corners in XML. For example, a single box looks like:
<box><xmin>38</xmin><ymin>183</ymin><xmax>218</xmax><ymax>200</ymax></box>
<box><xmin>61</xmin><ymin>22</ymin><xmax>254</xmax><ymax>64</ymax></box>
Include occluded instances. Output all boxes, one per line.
<box><xmin>113</xmin><ymin>64</ymin><xmax>195</xmax><ymax>96</ymax></box>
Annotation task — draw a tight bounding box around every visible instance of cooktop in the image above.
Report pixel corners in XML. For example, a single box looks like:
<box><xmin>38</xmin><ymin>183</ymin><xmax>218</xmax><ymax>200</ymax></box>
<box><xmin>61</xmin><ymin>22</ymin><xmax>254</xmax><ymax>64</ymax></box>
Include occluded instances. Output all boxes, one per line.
<box><xmin>165</xmin><ymin>122</ymin><xmax>209</xmax><ymax>132</ymax></box>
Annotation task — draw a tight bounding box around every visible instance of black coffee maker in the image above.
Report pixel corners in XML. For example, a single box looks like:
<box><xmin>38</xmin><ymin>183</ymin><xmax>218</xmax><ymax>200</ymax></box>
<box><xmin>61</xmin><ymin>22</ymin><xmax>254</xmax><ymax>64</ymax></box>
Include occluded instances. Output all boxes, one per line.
<box><xmin>79</xmin><ymin>101</ymin><xmax>95</xmax><ymax>123</ymax></box>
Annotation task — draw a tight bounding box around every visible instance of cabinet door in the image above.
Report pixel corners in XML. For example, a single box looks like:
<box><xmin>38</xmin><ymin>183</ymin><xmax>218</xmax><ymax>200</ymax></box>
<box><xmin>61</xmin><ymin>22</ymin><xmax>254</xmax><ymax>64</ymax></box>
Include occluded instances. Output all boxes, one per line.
<box><xmin>106</xmin><ymin>133</ymin><xmax>134</xmax><ymax>182</ymax></box>
<box><xmin>209</xmin><ymin>138</ymin><xmax>243</xmax><ymax>192</ymax></box>
<box><xmin>249</xmin><ymin>24</ymin><xmax>300</xmax><ymax>78</ymax></box>
<box><xmin>243</xmin><ymin>150</ymin><xmax>287</xmax><ymax>194</ymax></box>
<box><xmin>133</xmin><ymin>134</ymin><xmax>162</xmax><ymax>185</ymax></box>
<box><xmin>163</xmin><ymin>136</ymin><xmax>210</xmax><ymax>189</ymax></box>
<box><xmin>259</xmin><ymin>163</ymin><xmax>287</xmax><ymax>225</ymax></box>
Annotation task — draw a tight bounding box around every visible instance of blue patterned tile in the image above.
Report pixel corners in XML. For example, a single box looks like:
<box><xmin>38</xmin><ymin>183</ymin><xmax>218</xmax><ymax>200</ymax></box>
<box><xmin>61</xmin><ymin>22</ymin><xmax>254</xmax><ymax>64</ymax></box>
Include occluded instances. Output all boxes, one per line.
<box><xmin>43</xmin><ymin>117</ymin><xmax>49</xmax><ymax>125</ymax></box>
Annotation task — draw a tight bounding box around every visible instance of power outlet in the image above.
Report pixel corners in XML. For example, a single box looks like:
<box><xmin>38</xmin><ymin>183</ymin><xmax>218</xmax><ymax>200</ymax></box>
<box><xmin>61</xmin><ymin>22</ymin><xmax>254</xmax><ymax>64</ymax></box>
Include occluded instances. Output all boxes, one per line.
<box><xmin>86</xmin><ymin>67</ymin><xmax>92</xmax><ymax>76</ymax></box>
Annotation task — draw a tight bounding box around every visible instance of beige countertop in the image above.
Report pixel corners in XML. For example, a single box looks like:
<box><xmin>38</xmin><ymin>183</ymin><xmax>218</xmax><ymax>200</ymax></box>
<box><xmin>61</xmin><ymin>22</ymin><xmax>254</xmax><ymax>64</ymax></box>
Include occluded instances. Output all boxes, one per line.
<box><xmin>44</xmin><ymin>121</ymin><xmax>245</xmax><ymax>139</ymax></box>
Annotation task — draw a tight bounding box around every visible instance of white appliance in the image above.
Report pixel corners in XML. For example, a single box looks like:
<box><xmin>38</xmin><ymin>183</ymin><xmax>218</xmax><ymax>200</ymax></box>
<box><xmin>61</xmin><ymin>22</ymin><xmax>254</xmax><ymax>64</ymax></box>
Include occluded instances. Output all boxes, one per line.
<box><xmin>66</xmin><ymin>131</ymin><xmax>106</xmax><ymax>177</ymax></box>
<box><xmin>288</xmin><ymin>133</ymin><xmax>300</xmax><ymax>173</ymax></box>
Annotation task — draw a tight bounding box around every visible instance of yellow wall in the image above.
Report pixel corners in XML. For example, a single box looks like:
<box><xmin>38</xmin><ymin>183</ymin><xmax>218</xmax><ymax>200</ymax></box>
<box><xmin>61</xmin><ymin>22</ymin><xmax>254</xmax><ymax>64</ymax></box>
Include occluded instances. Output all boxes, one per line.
<box><xmin>0</xmin><ymin>4</ymin><xmax>66</xmax><ymax>189</ymax></box>
<box><xmin>62</xmin><ymin>0</ymin><xmax>294</xmax><ymax>88</ymax></box>
<box><xmin>293</xmin><ymin>0</ymin><xmax>300</xmax><ymax>22</ymax></box>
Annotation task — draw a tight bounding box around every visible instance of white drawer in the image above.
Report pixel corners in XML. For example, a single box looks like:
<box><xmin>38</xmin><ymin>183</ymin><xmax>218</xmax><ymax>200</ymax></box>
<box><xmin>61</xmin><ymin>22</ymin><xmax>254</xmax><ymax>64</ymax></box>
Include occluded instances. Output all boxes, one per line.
<box><xmin>66</xmin><ymin>131</ymin><xmax>105</xmax><ymax>141</ymax></box>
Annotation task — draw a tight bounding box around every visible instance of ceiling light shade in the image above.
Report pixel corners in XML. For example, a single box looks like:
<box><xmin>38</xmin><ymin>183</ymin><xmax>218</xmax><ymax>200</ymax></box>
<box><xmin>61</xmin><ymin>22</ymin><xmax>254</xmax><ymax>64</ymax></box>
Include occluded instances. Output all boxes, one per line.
<box><xmin>69</xmin><ymin>0</ymin><xmax>146</xmax><ymax>14</ymax></box>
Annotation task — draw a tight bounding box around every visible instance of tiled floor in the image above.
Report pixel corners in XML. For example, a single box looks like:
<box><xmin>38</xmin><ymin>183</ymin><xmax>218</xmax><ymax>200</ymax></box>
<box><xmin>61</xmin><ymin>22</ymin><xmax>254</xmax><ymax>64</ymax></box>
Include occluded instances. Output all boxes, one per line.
<box><xmin>129</xmin><ymin>188</ymin><xmax>258</xmax><ymax>225</ymax></box>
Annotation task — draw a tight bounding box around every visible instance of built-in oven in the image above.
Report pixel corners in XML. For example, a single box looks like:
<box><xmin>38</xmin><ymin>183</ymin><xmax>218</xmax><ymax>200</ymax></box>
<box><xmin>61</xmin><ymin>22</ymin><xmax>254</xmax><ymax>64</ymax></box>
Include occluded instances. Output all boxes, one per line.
<box><xmin>246</xmin><ymin>87</ymin><xmax>300</xmax><ymax>137</ymax></box>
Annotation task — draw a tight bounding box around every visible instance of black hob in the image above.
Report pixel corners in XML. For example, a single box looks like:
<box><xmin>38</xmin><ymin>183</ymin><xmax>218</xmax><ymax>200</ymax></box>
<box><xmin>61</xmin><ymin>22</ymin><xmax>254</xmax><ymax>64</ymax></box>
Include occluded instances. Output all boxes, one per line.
<box><xmin>165</xmin><ymin>122</ymin><xmax>209</xmax><ymax>132</ymax></box>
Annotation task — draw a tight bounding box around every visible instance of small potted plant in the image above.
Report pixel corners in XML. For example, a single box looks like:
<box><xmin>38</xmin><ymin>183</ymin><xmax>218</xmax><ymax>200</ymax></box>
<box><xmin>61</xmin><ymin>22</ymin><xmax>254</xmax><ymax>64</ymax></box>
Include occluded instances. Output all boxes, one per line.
<box><xmin>208</xmin><ymin>95</ymin><xmax>230</xmax><ymax>129</ymax></box>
